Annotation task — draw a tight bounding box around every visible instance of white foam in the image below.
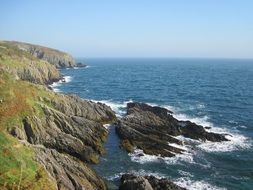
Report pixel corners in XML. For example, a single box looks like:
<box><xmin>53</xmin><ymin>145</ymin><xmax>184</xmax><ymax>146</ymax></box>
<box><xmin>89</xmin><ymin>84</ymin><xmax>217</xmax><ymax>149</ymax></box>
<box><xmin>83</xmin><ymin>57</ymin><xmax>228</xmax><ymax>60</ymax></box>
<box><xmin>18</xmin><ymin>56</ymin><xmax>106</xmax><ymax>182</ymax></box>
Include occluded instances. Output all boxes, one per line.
<box><xmin>97</xmin><ymin>100</ymin><xmax>251</xmax><ymax>154</ymax></box>
<box><xmin>132</xmin><ymin>169</ymin><xmax>166</xmax><ymax>179</ymax></box>
<box><xmin>175</xmin><ymin>177</ymin><xmax>226</xmax><ymax>190</ymax></box>
<box><xmin>106</xmin><ymin>172</ymin><xmax>125</xmax><ymax>181</ymax></box>
<box><xmin>163</xmin><ymin>104</ymin><xmax>251</xmax><ymax>153</ymax></box>
<box><xmin>149</xmin><ymin>103</ymin><xmax>213</xmax><ymax>129</ymax></box>
<box><xmin>238</xmin><ymin>125</ymin><xmax>247</xmax><ymax>129</ymax></box>
<box><xmin>53</xmin><ymin>88</ymin><xmax>61</xmax><ymax>93</ymax></box>
<box><xmin>178</xmin><ymin>170</ymin><xmax>194</xmax><ymax>177</ymax></box>
<box><xmin>106</xmin><ymin>169</ymin><xmax>166</xmax><ymax>181</ymax></box>
<box><xmin>198</xmin><ymin>133</ymin><xmax>251</xmax><ymax>152</ymax></box>
<box><xmin>197</xmin><ymin>103</ymin><xmax>205</xmax><ymax>109</ymax></box>
<box><xmin>63</xmin><ymin>76</ymin><xmax>72</xmax><ymax>83</ymax></box>
<box><xmin>95</xmin><ymin>100</ymin><xmax>133</xmax><ymax>117</ymax></box>
<box><xmin>174</xmin><ymin>114</ymin><xmax>214</xmax><ymax>128</ymax></box>
<box><xmin>103</xmin><ymin>124</ymin><xmax>111</xmax><ymax>129</ymax></box>
<box><xmin>49</xmin><ymin>76</ymin><xmax>72</xmax><ymax>92</ymax></box>
<box><xmin>168</xmin><ymin>143</ymin><xmax>189</xmax><ymax>151</ymax></box>
<box><xmin>129</xmin><ymin>148</ymin><xmax>194</xmax><ymax>165</ymax></box>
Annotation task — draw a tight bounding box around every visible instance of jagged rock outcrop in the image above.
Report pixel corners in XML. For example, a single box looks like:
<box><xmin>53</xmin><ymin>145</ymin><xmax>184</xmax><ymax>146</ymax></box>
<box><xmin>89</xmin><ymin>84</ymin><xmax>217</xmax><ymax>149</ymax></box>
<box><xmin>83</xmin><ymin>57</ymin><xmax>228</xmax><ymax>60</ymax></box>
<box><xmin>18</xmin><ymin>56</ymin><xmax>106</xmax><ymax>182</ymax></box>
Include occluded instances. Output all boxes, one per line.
<box><xmin>1</xmin><ymin>40</ymin><xmax>117</xmax><ymax>190</ymax></box>
<box><xmin>116</xmin><ymin>102</ymin><xmax>229</xmax><ymax>157</ymax></box>
<box><xmin>119</xmin><ymin>174</ymin><xmax>186</xmax><ymax>190</ymax></box>
<box><xmin>5</xmin><ymin>41</ymin><xmax>76</xmax><ymax>68</ymax></box>
<box><xmin>9</xmin><ymin>91</ymin><xmax>116</xmax><ymax>189</ymax></box>
<box><xmin>21</xmin><ymin>94</ymin><xmax>116</xmax><ymax>163</ymax></box>
<box><xmin>0</xmin><ymin>41</ymin><xmax>61</xmax><ymax>84</ymax></box>
<box><xmin>34</xmin><ymin>147</ymin><xmax>106</xmax><ymax>190</ymax></box>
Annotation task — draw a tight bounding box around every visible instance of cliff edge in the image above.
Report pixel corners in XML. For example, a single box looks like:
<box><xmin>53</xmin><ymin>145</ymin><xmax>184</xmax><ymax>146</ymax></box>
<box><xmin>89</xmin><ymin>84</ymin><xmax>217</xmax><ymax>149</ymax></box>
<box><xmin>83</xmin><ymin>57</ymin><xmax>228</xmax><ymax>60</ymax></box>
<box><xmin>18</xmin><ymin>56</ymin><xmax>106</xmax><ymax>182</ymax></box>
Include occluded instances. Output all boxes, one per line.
<box><xmin>0</xmin><ymin>41</ymin><xmax>116</xmax><ymax>190</ymax></box>
<box><xmin>3</xmin><ymin>41</ymin><xmax>76</xmax><ymax>68</ymax></box>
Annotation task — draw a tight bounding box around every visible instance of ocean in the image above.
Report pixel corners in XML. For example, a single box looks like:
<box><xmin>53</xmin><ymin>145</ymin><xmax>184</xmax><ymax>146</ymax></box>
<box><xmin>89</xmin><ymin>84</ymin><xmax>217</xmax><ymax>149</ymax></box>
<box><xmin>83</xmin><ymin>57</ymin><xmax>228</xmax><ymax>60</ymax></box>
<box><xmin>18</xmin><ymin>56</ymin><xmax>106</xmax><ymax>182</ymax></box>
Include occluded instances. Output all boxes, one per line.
<box><xmin>52</xmin><ymin>58</ymin><xmax>253</xmax><ymax>190</ymax></box>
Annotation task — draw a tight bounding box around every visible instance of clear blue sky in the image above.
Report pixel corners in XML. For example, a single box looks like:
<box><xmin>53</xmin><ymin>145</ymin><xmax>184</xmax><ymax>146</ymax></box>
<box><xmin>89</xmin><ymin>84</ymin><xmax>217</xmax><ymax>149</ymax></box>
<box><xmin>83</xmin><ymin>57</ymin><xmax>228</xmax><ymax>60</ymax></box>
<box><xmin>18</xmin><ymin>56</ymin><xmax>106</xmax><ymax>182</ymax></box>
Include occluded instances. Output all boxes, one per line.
<box><xmin>1</xmin><ymin>0</ymin><xmax>253</xmax><ymax>58</ymax></box>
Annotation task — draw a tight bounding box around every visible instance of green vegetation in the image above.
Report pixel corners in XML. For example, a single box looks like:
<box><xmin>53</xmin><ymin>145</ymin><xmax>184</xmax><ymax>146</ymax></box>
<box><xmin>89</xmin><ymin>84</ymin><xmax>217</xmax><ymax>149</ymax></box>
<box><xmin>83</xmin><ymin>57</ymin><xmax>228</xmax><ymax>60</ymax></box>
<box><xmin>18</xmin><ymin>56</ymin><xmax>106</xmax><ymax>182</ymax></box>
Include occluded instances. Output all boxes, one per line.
<box><xmin>0</xmin><ymin>41</ymin><xmax>109</xmax><ymax>189</ymax></box>
<box><xmin>0</xmin><ymin>46</ymin><xmax>56</xmax><ymax>189</ymax></box>
<box><xmin>0</xmin><ymin>41</ymin><xmax>60</xmax><ymax>85</ymax></box>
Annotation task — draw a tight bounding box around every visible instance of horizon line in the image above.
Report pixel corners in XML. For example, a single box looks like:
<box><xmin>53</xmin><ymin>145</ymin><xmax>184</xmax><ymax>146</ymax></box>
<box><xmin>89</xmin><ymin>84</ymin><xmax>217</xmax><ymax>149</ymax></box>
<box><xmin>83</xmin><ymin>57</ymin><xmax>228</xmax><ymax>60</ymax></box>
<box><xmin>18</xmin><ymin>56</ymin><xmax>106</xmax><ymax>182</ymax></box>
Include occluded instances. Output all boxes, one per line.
<box><xmin>75</xmin><ymin>56</ymin><xmax>253</xmax><ymax>61</ymax></box>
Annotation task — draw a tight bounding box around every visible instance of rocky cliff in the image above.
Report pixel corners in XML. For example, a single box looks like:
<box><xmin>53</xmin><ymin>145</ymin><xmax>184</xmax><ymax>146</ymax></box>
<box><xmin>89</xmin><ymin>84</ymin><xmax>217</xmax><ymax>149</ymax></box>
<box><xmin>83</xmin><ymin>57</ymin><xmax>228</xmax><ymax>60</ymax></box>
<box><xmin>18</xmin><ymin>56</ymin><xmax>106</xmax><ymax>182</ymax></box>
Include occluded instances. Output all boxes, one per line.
<box><xmin>4</xmin><ymin>41</ymin><xmax>76</xmax><ymax>68</ymax></box>
<box><xmin>116</xmin><ymin>102</ymin><xmax>228</xmax><ymax>157</ymax></box>
<box><xmin>0</xmin><ymin>41</ymin><xmax>116</xmax><ymax>190</ymax></box>
<box><xmin>0</xmin><ymin>41</ymin><xmax>61</xmax><ymax>84</ymax></box>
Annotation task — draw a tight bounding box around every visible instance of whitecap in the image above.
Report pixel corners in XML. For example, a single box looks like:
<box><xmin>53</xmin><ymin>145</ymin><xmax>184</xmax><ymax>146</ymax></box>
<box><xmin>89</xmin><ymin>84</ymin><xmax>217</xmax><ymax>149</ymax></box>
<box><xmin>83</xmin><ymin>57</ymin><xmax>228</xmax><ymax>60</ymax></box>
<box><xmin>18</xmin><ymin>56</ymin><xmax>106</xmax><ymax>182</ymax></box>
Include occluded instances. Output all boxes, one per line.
<box><xmin>197</xmin><ymin>103</ymin><xmax>205</xmax><ymax>109</ymax></box>
<box><xmin>173</xmin><ymin>114</ymin><xmax>214</xmax><ymax>129</ymax></box>
<box><xmin>106</xmin><ymin>169</ymin><xmax>166</xmax><ymax>181</ymax></box>
<box><xmin>49</xmin><ymin>76</ymin><xmax>72</xmax><ymax>92</ymax></box>
<box><xmin>175</xmin><ymin>177</ymin><xmax>226</xmax><ymax>190</ymax></box>
<box><xmin>98</xmin><ymin>100</ymin><xmax>251</xmax><ymax>154</ymax></box>
<box><xmin>95</xmin><ymin>99</ymin><xmax>133</xmax><ymax>117</ymax></box>
<box><xmin>198</xmin><ymin>133</ymin><xmax>251</xmax><ymax>152</ymax></box>
<box><xmin>106</xmin><ymin>172</ymin><xmax>125</xmax><ymax>181</ymax></box>
<box><xmin>162</xmin><ymin>104</ymin><xmax>251</xmax><ymax>153</ymax></box>
<box><xmin>238</xmin><ymin>125</ymin><xmax>247</xmax><ymax>129</ymax></box>
<box><xmin>63</xmin><ymin>76</ymin><xmax>72</xmax><ymax>83</ymax></box>
<box><xmin>129</xmin><ymin>148</ymin><xmax>194</xmax><ymax>165</ymax></box>
<box><xmin>131</xmin><ymin>169</ymin><xmax>167</xmax><ymax>179</ymax></box>
<box><xmin>53</xmin><ymin>88</ymin><xmax>61</xmax><ymax>93</ymax></box>
<box><xmin>178</xmin><ymin>170</ymin><xmax>194</xmax><ymax>177</ymax></box>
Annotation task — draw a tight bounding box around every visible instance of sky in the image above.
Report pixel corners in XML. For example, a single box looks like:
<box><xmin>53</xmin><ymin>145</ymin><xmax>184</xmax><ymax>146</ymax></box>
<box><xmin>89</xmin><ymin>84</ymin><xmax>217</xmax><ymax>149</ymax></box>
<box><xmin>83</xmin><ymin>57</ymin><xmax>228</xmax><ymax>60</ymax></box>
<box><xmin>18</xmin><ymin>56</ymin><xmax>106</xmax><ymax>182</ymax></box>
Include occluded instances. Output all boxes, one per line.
<box><xmin>1</xmin><ymin>0</ymin><xmax>253</xmax><ymax>58</ymax></box>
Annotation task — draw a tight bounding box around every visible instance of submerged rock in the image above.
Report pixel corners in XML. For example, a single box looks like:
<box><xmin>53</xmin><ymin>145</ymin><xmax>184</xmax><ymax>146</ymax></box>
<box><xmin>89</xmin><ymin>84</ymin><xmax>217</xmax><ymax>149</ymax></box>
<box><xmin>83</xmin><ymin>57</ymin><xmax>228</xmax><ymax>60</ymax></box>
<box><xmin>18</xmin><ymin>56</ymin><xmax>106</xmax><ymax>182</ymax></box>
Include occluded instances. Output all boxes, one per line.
<box><xmin>116</xmin><ymin>102</ymin><xmax>229</xmax><ymax>157</ymax></box>
<box><xmin>119</xmin><ymin>174</ymin><xmax>186</xmax><ymax>190</ymax></box>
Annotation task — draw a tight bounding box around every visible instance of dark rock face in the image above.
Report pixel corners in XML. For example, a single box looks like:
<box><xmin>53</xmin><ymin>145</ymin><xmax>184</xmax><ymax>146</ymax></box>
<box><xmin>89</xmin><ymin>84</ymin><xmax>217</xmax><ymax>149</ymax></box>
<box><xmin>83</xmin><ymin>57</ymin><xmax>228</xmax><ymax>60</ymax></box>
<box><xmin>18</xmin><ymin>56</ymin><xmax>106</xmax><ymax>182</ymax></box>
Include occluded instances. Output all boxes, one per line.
<box><xmin>10</xmin><ymin>93</ymin><xmax>116</xmax><ymax>190</ymax></box>
<box><xmin>116</xmin><ymin>102</ymin><xmax>228</xmax><ymax>157</ymax></box>
<box><xmin>76</xmin><ymin>62</ymin><xmax>87</xmax><ymax>67</ymax></box>
<box><xmin>119</xmin><ymin>174</ymin><xmax>186</xmax><ymax>190</ymax></box>
<box><xmin>34</xmin><ymin>147</ymin><xmax>106</xmax><ymax>190</ymax></box>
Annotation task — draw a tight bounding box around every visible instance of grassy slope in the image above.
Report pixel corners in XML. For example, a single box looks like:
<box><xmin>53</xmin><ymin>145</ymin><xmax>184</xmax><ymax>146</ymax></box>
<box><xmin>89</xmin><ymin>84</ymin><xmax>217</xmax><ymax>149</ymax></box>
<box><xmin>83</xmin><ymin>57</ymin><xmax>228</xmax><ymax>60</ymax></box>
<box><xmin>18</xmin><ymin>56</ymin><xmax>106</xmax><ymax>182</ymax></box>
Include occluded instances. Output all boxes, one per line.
<box><xmin>0</xmin><ymin>43</ymin><xmax>58</xmax><ymax>189</ymax></box>
<box><xmin>0</xmin><ymin>72</ymin><xmax>57</xmax><ymax>190</ymax></box>
<box><xmin>0</xmin><ymin>41</ymin><xmax>60</xmax><ymax>84</ymax></box>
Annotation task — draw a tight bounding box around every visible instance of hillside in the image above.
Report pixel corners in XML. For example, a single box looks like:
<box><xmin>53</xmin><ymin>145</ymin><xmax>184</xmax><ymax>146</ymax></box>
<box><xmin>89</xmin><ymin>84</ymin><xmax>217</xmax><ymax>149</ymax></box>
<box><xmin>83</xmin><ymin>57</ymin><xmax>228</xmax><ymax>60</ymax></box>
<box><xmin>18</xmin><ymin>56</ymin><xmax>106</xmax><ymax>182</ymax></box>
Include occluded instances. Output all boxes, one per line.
<box><xmin>3</xmin><ymin>41</ymin><xmax>76</xmax><ymax>68</ymax></box>
<box><xmin>0</xmin><ymin>42</ymin><xmax>116</xmax><ymax>190</ymax></box>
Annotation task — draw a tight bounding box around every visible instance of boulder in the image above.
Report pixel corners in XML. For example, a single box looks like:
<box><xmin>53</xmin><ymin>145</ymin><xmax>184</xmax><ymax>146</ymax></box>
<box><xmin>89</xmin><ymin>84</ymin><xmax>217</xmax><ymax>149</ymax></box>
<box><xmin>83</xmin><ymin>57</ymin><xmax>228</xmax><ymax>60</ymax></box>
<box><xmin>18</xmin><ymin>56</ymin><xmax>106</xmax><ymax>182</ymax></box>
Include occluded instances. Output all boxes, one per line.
<box><xmin>119</xmin><ymin>174</ymin><xmax>186</xmax><ymax>190</ymax></box>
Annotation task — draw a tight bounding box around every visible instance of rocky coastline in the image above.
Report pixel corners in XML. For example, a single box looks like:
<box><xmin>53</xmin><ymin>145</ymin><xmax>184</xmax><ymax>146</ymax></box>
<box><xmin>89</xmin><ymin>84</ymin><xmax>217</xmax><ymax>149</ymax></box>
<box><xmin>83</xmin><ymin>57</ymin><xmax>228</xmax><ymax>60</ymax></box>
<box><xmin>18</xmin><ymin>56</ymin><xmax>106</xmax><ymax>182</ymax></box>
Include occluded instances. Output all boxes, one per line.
<box><xmin>0</xmin><ymin>41</ymin><xmax>231</xmax><ymax>190</ymax></box>
<box><xmin>0</xmin><ymin>41</ymin><xmax>115</xmax><ymax>189</ymax></box>
<box><xmin>116</xmin><ymin>102</ymin><xmax>228</xmax><ymax>158</ymax></box>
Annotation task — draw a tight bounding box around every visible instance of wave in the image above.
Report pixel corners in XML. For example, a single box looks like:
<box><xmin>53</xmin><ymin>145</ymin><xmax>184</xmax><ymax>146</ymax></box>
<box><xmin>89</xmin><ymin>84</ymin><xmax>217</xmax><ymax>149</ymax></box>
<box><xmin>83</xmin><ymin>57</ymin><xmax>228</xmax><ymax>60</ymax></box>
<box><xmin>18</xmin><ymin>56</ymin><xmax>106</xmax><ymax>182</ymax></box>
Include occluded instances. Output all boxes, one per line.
<box><xmin>63</xmin><ymin>76</ymin><xmax>72</xmax><ymax>83</ymax></box>
<box><xmin>197</xmin><ymin>133</ymin><xmax>251</xmax><ymax>152</ymax></box>
<box><xmin>106</xmin><ymin>172</ymin><xmax>125</xmax><ymax>181</ymax></box>
<box><xmin>175</xmin><ymin>177</ymin><xmax>226</xmax><ymax>190</ymax></box>
<box><xmin>129</xmin><ymin>148</ymin><xmax>195</xmax><ymax>165</ymax></box>
<box><xmin>91</xmin><ymin>99</ymin><xmax>251</xmax><ymax>154</ymax></box>
<box><xmin>106</xmin><ymin>169</ymin><xmax>167</xmax><ymax>181</ymax></box>
<box><xmin>94</xmin><ymin>99</ymin><xmax>133</xmax><ymax>117</ymax></box>
<box><xmin>49</xmin><ymin>76</ymin><xmax>73</xmax><ymax>92</ymax></box>
<box><xmin>163</xmin><ymin>105</ymin><xmax>251</xmax><ymax>153</ymax></box>
<box><xmin>106</xmin><ymin>169</ymin><xmax>225</xmax><ymax>190</ymax></box>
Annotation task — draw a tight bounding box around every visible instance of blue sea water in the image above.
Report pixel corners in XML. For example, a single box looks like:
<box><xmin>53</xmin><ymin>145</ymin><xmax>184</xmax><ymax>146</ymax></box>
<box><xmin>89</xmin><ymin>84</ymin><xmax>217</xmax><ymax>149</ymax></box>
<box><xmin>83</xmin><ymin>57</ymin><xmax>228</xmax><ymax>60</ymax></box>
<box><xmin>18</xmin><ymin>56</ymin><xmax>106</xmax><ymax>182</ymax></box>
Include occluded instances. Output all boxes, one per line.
<box><xmin>55</xmin><ymin>58</ymin><xmax>253</xmax><ymax>190</ymax></box>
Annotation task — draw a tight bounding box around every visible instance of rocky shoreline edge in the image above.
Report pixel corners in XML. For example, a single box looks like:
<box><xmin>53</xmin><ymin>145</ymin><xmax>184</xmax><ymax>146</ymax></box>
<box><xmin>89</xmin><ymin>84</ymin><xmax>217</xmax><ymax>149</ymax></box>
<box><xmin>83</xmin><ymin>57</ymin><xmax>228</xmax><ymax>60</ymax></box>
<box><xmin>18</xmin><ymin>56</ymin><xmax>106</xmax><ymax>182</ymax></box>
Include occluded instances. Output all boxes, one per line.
<box><xmin>0</xmin><ymin>41</ymin><xmax>231</xmax><ymax>190</ymax></box>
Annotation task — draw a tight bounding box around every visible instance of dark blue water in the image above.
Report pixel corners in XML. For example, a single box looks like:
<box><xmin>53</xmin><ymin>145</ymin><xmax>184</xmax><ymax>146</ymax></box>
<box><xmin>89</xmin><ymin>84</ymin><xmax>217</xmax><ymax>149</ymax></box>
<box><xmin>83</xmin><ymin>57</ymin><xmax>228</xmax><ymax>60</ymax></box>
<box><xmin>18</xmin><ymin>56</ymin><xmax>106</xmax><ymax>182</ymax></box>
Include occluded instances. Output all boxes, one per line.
<box><xmin>56</xmin><ymin>58</ymin><xmax>253</xmax><ymax>190</ymax></box>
